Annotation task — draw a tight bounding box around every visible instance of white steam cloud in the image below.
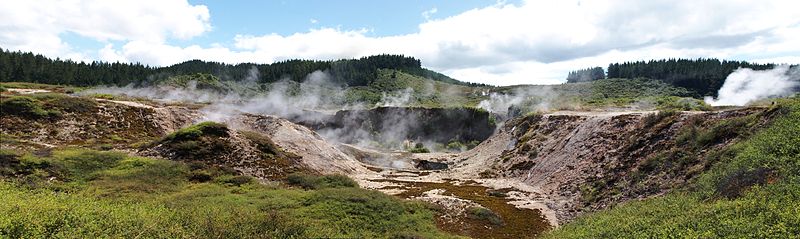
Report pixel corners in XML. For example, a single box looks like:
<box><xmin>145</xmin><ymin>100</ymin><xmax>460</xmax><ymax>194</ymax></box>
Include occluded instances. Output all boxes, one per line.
<box><xmin>705</xmin><ymin>65</ymin><xmax>800</xmax><ymax>106</ymax></box>
<box><xmin>478</xmin><ymin>86</ymin><xmax>560</xmax><ymax>116</ymax></box>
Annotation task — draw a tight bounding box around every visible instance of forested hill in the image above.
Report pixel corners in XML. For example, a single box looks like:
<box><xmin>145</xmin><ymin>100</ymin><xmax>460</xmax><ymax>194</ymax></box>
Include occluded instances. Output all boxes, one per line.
<box><xmin>607</xmin><ymin>59</ymin><xmax>775</xmax><ymax>96</ymax></box>
<box><xmin>0</xmin><ymin>48</ymin><xmax>482</xmax><ymax>87</ymax></box>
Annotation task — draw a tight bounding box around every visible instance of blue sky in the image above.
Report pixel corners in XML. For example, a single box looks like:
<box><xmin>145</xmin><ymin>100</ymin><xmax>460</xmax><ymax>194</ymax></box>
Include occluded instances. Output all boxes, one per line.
<box><xmin>189</xmin><ymin>0</ymin><xmax>508</xmax><ymax>38</ymax></box>
<box><xmin>1</xmin><ymin>0</ymin><xmax>798</xmax><ymax>85</ymax></box>
<box><xmin>60</xmin><ymin>0</ymin><xmax>514</xmax><ymax>60</ymax></box>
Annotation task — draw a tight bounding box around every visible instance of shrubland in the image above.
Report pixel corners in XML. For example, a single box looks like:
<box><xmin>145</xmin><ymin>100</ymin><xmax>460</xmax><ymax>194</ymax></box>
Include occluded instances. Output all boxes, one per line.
<box><xmin>0</xmin><ymin>148</ymin><xmax>456</xmax><ymax>238</ymax></box>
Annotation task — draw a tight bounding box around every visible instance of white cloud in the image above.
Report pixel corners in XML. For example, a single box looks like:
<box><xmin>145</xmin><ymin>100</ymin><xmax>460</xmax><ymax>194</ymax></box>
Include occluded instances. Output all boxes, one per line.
<box><xmin>2</xmin><ymin>0</ymin><xmax>799</xmax><ymax>85</ymax></box>
<box><xmin>0</xmin><ymin>0</ymin><xmax>209</xmax><ymax>59</ymax></box>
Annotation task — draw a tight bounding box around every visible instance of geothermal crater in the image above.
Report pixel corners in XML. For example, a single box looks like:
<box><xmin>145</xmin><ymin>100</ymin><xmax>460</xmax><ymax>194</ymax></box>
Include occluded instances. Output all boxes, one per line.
<box><xmin>1</xmin><ymin>94</ymin><xmax>769</xmax><ymax>239</ymax></box>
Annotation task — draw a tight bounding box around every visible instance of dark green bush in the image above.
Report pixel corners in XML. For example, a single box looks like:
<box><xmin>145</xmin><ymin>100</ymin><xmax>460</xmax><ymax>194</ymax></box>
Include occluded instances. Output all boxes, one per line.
<box><xmin>408</xmin><ymin>143</ymin><xmax>430</xmax><ymax>153</ymax></box>
<box><xmin>466</xmin><ymin>206</ymin><xmax>503</xmax><ymax>225</ymax></box>
<box><xmin>166</xmin><ymin>121</ymin><xmax>229</xmax><ymax>141</ymax></box>
<box><xmin>715</xmin><ymin>167</ymin><xmax>774</xmax><ymax>199</ymax></box>
<box><xmin>188</xmin><ymin>171</ymin><xmax>213</xmax><ymax>182</ymax></box>
<box><xmin>286</xmin><ymin>173</ymin><xmax>358</xmax><ymax>190</ymax></box>
<box><xmin>216</xmin><ymin>175</ymin><xmax>254</xmax><ymax>186</ymax></box>
<box><xmin>0</xmin><ymin>96</ymin><xmax>49</xmax><ymax>118</ymax></box>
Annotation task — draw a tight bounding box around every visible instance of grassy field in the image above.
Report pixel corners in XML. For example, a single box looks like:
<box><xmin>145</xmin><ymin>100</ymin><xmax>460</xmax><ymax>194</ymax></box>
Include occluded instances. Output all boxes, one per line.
<box><xmin>546</xmin><ymin>95</ymin><xmax>800</xmax><ymax>238</ymax></box>
<box><xmin>0</xmin><ymin>149</ymin><xmax>457</xmax><ymax>238</ymax></box>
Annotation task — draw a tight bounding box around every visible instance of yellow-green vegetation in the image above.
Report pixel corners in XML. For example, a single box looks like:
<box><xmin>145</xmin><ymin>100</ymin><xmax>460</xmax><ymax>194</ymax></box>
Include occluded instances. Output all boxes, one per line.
<box><xmin>547</xmin><ymin>96</ymin><xmax>800</xmax><ymax>238</ymax></box>
<box><xmin>0</xmin><ymin>93</ymin><xmax>97</xmax><ymax>119</ymax></box>
<box><xmin>0</xmin><ymin>149</ymin><xmax>455</xmax><ymax>238</ymax></box>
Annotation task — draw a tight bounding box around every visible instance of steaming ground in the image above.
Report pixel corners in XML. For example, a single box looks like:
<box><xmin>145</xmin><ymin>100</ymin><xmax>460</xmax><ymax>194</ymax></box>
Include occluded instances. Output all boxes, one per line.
<box><xmin>63</xmin><ymin>65</ymin><xmax>800</xmax><ymax>238</ymax></box>
<box><xmin>705</xmin><ymin>65</ymin><xmax>800</xmax><ymax>106</ymax></box>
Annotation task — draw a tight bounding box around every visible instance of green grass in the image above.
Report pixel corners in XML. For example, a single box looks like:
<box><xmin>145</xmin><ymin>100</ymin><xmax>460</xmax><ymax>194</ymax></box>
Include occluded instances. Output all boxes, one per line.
<box><xmin>0</xmin><ymin>94</ymin><xmax>98</xmax><ymax>119</ymax></box>
<box><xmin>546</xmin><ymin>96</ymin><xmax>800</xmax><ymax>238</ymax></box>
<box><xmin>0</xmin><ymin>148</ymin><xmax>454</xmax><ymax>238</ymax></box>
<box><xmin>285</xmin><ymin>173</ymin><xmax>358</xmax><ymax>190</ymax></box>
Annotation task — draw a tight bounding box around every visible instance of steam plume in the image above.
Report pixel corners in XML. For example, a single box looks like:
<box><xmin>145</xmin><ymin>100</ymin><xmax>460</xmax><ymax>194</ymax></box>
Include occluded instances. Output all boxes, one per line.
<box><xmin>705</xmin><ymin>65</ymin><xmax>799</xmax><ymax>106</ymax></box>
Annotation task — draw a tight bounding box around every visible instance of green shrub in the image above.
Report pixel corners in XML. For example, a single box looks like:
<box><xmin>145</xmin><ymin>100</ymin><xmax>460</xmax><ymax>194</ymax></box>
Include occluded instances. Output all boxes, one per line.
<box><xmin>694</xmin><ymin>116</ymin><xmax>755</xmax><ymax>146</ymax></box>
<box><xmin>215</xmin><ymin>175</ymin><xmax>254</xmax><ymax>187</ymax></box>
<box><xmin>286</xmin><ymin>173</ymin><xmax>358</xmax><ymax>190</ymax></box>
<box><xmin>641</xmin><ymin>110</ymin><xmax>678</xmax><ymax>127</ymax></box>
<box><xmin>159</xmin><ymin>122</ymin><xmax>232</xmax><ymax>159</ymax></box>
<box><xmin>0</xmin><ymin>96</ymin><xmax>49</xmax><ymax>118</ymax></box>
<box><xmin>166</xmin><ymin>121</ymin><xmax>229</xmax><ymax>141</ymax></box>
<box><xmin>0</xmin><ymin>148</ymin><xmax>452</xmax><ymax>238</ymax></box>
<box><xmin>408</xmin><ymin>143</ymin><xmax>430</xmax><ymax>153</ymax></box>
<box><xmin>466</xmin><ymin>207</ymin><xmax>503</xmax><ymax>225</ymax></box>
<box><xmin>446</xmin><ymin>141</ymin><xmax>465</xmax><ymax>151</ymax></box>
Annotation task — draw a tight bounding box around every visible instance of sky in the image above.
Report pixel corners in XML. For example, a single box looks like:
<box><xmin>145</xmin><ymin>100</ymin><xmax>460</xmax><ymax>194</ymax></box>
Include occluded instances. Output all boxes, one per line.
<box><xmin>1</xmin><ymin>0</ymin><xmax>799</xmax><ymax>85</ymax></box>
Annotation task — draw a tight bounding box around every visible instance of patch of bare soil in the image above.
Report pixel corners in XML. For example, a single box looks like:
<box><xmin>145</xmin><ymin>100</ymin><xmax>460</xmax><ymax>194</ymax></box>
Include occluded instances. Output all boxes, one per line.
<box><xmin>6</xmin><ymin>88</ymin><xmax>52</xmax><ymax>94</ymax></box>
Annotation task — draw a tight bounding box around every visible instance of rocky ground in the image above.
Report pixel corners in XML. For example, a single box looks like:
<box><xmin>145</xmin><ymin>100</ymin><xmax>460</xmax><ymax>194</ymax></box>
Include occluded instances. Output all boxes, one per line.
<box><xmin>1</xmin><ymin>88</ymin><xmax>771</xmax><ymax>239</ymax></box>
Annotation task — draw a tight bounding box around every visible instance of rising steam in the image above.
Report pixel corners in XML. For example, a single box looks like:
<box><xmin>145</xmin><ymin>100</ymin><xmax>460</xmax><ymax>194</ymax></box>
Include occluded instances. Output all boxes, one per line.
<box><xmin>705</xmin><ymin>65</ymin><xmax>800</xmax><ymax>106</ymax></box>
<box><xmin>477</xmin><ymin>86</ymin><xmax>559</xmax><ymax>117</ymax></box>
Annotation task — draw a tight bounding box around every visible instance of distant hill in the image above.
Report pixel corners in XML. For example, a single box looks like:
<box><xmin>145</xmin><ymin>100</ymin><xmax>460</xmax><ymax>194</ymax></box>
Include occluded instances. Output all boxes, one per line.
<box><xmin>0</xmin><ymin>48</ymin><xmax>483</xmax><ymax>87</ymax></box>
<box><xmin>564</xmin><ymin>58</ymin><xmax>792</xmax><ymax>97</ymax></box>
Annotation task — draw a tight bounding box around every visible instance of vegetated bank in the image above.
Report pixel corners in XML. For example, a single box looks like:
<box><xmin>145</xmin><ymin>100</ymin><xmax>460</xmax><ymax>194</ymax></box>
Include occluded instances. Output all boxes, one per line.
<box><xmin>0</xmin><ymin>148</ymin><xmax>455</xmax><ymax>238</ymax></box>
<box><xmin>542</xmin><ymin>96</ymin><xmax>800</xmax><ymax>237</ymax></box>
<box><xmin>0</xmin><ymin>93</ymin><xmax>458</xmax><ymax>238</ymax></box>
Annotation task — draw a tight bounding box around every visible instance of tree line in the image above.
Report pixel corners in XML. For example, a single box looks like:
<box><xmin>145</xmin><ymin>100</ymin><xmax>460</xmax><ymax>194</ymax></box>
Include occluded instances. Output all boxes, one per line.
<box><xmin>0</xmin><ymin>48</ymin><xmax>482</xmax><ymax>87</ymax></box>
<box><xmin>606</xmin><ymin>58</ymin><xmax>775</xmax><ymax>96</ymax></box>
<box><xmin>566</xmin><ymin>67</ymin><xmax>605</xmax><ymax>83</ymax></box>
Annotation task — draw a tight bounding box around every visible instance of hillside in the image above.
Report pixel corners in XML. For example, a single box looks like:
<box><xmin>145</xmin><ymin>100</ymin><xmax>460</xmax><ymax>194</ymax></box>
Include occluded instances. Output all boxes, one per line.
<box><xmin>0</xmin><ymin>49</ymin><xmax>483</xmax><ymax>88</ymax></box>
<box><xmin>2</xmin><ymin>80</ymin><xmax>798</xmax><ymax>238</ymax></box>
